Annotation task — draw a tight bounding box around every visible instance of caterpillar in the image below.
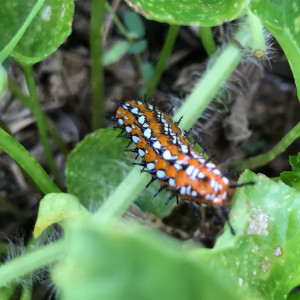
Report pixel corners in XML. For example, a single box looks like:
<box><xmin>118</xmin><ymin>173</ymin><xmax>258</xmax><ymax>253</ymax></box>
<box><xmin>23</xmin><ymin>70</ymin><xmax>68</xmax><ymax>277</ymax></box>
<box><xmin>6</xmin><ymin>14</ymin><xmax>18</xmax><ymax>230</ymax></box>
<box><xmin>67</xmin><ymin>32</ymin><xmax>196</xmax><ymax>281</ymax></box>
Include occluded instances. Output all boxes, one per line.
<box><xmin>112</xmin><ymin>98</ymin><xmax>253</xmax><ymax>234</ymax></box>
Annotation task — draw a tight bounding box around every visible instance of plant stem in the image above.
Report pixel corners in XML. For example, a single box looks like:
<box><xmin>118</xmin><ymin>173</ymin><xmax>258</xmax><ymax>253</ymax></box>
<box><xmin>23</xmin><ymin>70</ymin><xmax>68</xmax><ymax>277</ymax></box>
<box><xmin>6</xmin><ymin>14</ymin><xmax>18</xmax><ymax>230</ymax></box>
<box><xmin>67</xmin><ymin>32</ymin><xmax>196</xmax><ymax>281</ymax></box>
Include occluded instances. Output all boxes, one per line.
<box><xmin>22</xmin><ymin>64</ymin><xmax>61</xmax><ymax>185</ymax></box>
<box><xmin>105</xmin><ymin>2</ymin><xmax>132</xmax><ymax>41</ymax></box>
<box><xmin>0</xmin><ymin>0</ymin><xmax>45</xmax><ymax>63</ymax></box>
<box><xmin>248</xmin><ymin>8</ymin><xmax>265</xmax><ymax>59</ymax></box>
<box><xmin>0</xmin><ymin>240</ymin><xmax>65</xmax><ymax>287</ymax></box>
<box><xmin>20</xmin><ymin>282</ymin><xmax>32</xmax><ymax>300</ymax></box>
<box><xmin>230</xmin><ymin>122</ymin><xmax>300</xmax><ymax>170</ymax></box>
<box><xmin>174</xmin><ymin>20</ymin><xmax>251</xmax><ymax>130</ymax></box>
<box><xmin>90</xmin><ymin>0</ymin><xmax>105</xmax><ymax>130</ymax></box>
<box><xmin>146</xmin><ymin>25</ymin><xmax>180</xmax><ymax>97</ymax></box>
<box><xmin>7</xmin><ymin>77</ymin><xmax>69</xmax><ymax>156</ymax></box>
<box><xmin>199</xmin><ymin>27</ymin><xmax>217</xmax><ymax>56</ymax></box>
<box><xmin>93</xmin><ymin>167</ymin><xmax>148</xmax><ymax>224</ymax></box>
<box><xmin>0</xmin><ymin>127</ymin><xmax>60</xmax><ymax>194</ymax></box>
<box><xmin>105</xmin><ymin>1</ymin><xmax>144</xmax><ymax>83</ymax></box>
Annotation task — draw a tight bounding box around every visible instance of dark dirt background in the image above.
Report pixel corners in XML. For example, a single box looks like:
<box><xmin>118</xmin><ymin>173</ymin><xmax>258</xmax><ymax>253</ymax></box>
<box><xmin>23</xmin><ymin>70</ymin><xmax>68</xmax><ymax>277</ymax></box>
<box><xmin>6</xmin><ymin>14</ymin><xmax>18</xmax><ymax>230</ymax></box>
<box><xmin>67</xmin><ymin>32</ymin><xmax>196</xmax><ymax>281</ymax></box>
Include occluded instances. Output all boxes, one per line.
<box><xmin>1</xmin><ymin>1</ymin><xmax>299</xmax><ymax>298</ymax></box>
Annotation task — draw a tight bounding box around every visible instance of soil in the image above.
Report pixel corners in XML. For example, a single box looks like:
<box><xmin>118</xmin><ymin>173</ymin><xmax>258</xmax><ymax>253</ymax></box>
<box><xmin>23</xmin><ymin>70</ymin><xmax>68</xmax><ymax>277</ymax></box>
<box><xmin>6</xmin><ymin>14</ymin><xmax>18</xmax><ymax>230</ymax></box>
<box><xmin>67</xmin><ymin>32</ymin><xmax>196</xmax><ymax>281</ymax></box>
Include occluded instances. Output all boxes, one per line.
<box><xmin>1</xmin><ymin>1</ymin><xmax>299</xmax><ymax>298</ymax></box>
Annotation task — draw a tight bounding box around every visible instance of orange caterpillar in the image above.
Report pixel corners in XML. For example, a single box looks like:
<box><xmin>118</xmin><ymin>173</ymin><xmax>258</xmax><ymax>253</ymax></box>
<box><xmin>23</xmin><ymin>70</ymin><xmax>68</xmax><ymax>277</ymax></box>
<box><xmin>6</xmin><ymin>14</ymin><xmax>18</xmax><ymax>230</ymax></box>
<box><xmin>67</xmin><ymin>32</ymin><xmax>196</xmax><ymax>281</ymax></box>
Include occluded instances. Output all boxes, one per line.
<box><xmin>112</xmin><ymin>99</ymin><xmax>253</xmax><ymax>234</ymax></box>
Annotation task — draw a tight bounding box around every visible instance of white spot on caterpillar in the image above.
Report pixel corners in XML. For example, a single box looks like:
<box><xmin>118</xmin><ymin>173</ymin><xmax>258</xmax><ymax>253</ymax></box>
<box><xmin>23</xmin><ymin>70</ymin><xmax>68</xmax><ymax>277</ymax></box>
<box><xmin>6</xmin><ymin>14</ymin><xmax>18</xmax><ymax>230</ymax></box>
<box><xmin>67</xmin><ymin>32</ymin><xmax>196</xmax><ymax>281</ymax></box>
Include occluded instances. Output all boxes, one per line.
<box><xmin>169</xmin><ymin>178</ymin><xmax>175</xmax><ymax>186</ymax></box>
<box><xmin>181</xmin><ymin>145</ymin><xmax>189</xmax><ymax>153</ymax></box>
<box><xmin>206</xmin><ymin>163</ymin><xmax>216</xmax><ymax>169</ymax></box>
<box><xmin>191</xmin><ymin>191</ymin><xmax>197</xmax><ymax>197</ymax></box>
<box><xmin>157</xmin><ymin>170</ymin><xmax>166</xmax><ymax>179</ymax></box>
<box><xmin>186</xmin><ymin>185</ymin><xmax>191</xmax><ymax>195</ymax></box>
<box><xmin>138</xmin><ymin>115</ymin><xmax>145</xmax><ymax>124</ymax></box>
<box><xmin>147</xmin><ymin>163</ymin><xmax>155</xmax><ymax>170</ymax></box>
<box><xmin>197</xmin><ymin>172</ymin><xmax>205</xmax><ymax>179</ymax></box>
<box><xmin>223</xmin><ymin>177</ymin><xmax>229</xmax><ymax>185</ymax></box>
<box><xmin>163</xmin><ymin>150</ymin><xmax>172</xmax><ymax>160</ymax></box>
<box><xmin>153</xmin><ymin>141</ymin><xmax>162</xmax><ymax>149</ymax></box>
<box><xmin>131</xmin><ymin>107</ymin><xmax>139</xmax><ymax>114</ymax></box>
<box><xmin>180</xmin><ymin>186</ymin><xmax>186</xmax><ymax>195</ymax></box>
<box><xmin>191</xmin><ymin>168</ymin><xmax>199</xmax><ymax>180</ymax></box>
<box><xmin>186</xmin><ymin>166</ymin><xmax>195</xmax><ymax>176</ymax></box>
<box><xmin>210</xmin><ymin>179</ymin><xmax>217</xmax><ymax>190</ymax></box>
<box><xmin>213</xmin><ymin>169</ymin><xmax>221</xmax><ymax>176</ymax></box>
<box><xmin>126</xmin><ymin>126</ymin><xmax>132</xmax><ymax>133</ymax></box>
<box><xmin>132</xmin><ymin>136</ymin><xmax>140</xmax><ymax>143</ymax></box>
<box><xmin>174</xmin><ymin>163</ymin><xmax>182</xmax><ymax>170</ymax></box>
<box><xmin>138</xmin><ymin>149</ymin><xmax>145</xmax><ymax>156</ymax></box>
<box><xmin>118</xmin><ymin>119</ymin><xmax>124</xmax><ymax>125</ymax></box>
<box><xmin>144</xmin><ymin>128</ymin><xmax>152</xmax><ymax>139</ymax></box>
<box><xmin>205</xmin><ymin>194</ymin><xmax>213</xmax><ymax>200</ymax></box>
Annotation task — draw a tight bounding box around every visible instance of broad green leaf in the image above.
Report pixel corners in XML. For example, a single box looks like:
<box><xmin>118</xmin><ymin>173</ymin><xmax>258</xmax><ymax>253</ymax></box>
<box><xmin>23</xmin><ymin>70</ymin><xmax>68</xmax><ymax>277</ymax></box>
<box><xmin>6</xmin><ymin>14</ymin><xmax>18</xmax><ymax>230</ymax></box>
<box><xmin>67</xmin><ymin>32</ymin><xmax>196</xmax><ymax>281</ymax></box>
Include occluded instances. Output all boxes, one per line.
<box><xmin>125</xmin><ymin>0</ymin><xmax>247</xmax><ymax>26</ymax></box>
<box><xmin>250</xmin><ymin>0</ymin><xmax>300</xmax><ymax>100</ymax></box>
<box><xmin>128</xmin><ymin>39</ymin><xmax>147</xmax><ymax>54</ymax></box>
<box><xmin>0</xmin><ymin>0</ymin><xmax>45</xmax><ymax>63</ymax></box>
<box><xmin>103</xmin><ymin>40</ymin><xmax>130</xmax><ymax>66</ymax></box>
<box><xmin>34</xmin><ymin>193</ymin><xmax>88</xmax><ymax>238</ymax></box>
<box><xmin>66</xmin><ymin>129</ymin><xmax>174</xmax><ymax>217</ymax></box>
<box><xmin>10</xmin><ymin>0</ymin><xmax>74</xmax><ymax>64</ymax></box>
<box><xmin>123</xmin><ymin>11</ymin><xmax>145</xmax><ymax>39</ymax></box>
<box><xmin>194</xmin><ymin>170</ymin><xmax>300</xmax><ymax>299</ymax></box>
<box><xmin>52</xmin><ymin>221</ymin><xmax>253</xmax><ymax>300</ymax></box>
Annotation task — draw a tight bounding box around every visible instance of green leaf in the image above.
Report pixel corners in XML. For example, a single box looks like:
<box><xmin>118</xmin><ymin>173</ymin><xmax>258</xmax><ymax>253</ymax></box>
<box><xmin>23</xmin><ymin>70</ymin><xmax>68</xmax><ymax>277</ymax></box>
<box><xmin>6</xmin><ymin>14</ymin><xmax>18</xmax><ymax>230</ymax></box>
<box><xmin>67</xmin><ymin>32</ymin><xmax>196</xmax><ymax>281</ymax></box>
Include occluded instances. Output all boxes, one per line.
<box><xmin>123</xmin><ymin>11</ymin><xmax>145</xmax><ymax>39</ymax></box>
<box><xmin>280</xmin><ymin>153</ymin><xmax>300</xmax><ymax>190</ymax></box>
<box><xmin>125</xmin><ymin>0</ymin><xmax>247</xmax><ymax>26</ymax></box>
<box><xmin>52</xmin><ymin>221</ymin><xmax>252</xmax><ymax>300</ymax></box>
<box><xmin>289</xmin><ymin>153</ymin><xmax>300</xmax><ymax>171</ymax></box>
<box><xmin>66</xmin><ymin>129</ymin><xmax>174</xmax><ymax>217</ymax></box>
<box><xmin>0</xmin><ymin>0</ymin><xmax>45</xmax><ymax>63</ymax></box>
<box><xmin>128</xmin><ymin>39</ymin><xmax>147</xmax><ymax>54</ymax></box>
<box><xmin>194</xmin><ymin>170</ymin><xmax>300</xmax><ymax>299</ymax></box>
<box><xmin>103</xmin><ymin>40</ymin><xmax>130</xmax><ymax>66</ymax></box>
<box><xmin>34</xmin><ymin>193</ymin><xmax>88</xmax><ymax>238</ymax></box>
<box><xmin>9</xmin><ymin>0</ymin><xmax>74</xmax><ymax>64</ymax></box>
<box><xmin>141</xmin><ymin>61</ymin><xmax>154</xmax><ymax>82</ymax></box>
<box><xmin>250</xmin><ymin>0</ymin><xmax>300</xmax><ymax>100</ymax></box>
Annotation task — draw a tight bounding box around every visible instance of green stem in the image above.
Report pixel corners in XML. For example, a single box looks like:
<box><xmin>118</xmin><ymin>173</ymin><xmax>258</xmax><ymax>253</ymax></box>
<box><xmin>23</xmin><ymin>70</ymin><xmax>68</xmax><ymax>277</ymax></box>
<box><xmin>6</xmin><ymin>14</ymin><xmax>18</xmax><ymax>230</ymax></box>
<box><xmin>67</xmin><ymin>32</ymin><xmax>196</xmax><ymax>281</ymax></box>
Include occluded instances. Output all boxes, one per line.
<box><xmin>22</xmin><ymin>64</ymin><xmax>61</xmax><ymax>185</ymax></box>
<box><xmin>90</xmin><ymin>0</ymin><xmax>105</xmax><ymax>130</ymax></box>
<box><xmin>93</xmin><ymin>21</ymin><xmax>251</xmax><ymax>222</ymax></box>
<box><xmin>199</xmin><ymin>27</ymin><xmax>217</xmax><ymax>56</ymax></box>
<box><xmin>248</xmin><ymin>8</ymin><xmax>265</xmax><ymax>59</ymax></box>
<box><xmin>146</xmin><ymin>25</ymin><xmax>180</xmax><ymax>97</ymax></box>
<box><xmin>230</xmin><ymin>122</ymin><xmax>300</xmax><ymax>170</ymax></box>
<box><xmin>7</xmin><ymin>77</ymin><xmax>69</xmax><ymax>156</ymax></box>
<box><xmin>0</xmin><ymin>127</ymin><xmax>60</xmax><ymax>194</ymax></box>
<box><xmin>20</xmin><ymin>282</ymin><xmax>32</xmax><ymax>300</ymax></box>
<box><xmin>92</xmin><ymin>167</ymin><xmax>148</xmax><ymax>224</ymax></box>
<box><xmin>174</xmin><ymin>20</ymin><xmax>251</xmax><ymax>130</ymax></box>
<box><xmin>0</xmin><ymin>240</ymin><xmax>65</xmax><ymax>287</ymax></box>
<box><xmin>104</xmin><ymin>1</ymin><xmax>144</xmax><ymax>83</ymax></box>
<box><xmin>105</xmin><ymin>2</ymin><xmax>132</xmax><ymax>41</ymax></box>
<box><xmin>0</xmin><ymin>0</ymin><xmax>45</xmax><ymax>63</ymax></box>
